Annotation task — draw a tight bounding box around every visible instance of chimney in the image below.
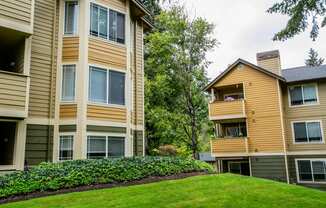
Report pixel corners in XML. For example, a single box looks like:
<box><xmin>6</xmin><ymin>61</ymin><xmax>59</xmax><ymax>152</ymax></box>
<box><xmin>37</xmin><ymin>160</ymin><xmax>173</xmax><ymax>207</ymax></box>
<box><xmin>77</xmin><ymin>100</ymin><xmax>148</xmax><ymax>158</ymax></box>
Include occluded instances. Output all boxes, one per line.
<box><xmin>256</xmin><ymin>50</ymin><xmax>281</xmax><ymax>75</ymax></box>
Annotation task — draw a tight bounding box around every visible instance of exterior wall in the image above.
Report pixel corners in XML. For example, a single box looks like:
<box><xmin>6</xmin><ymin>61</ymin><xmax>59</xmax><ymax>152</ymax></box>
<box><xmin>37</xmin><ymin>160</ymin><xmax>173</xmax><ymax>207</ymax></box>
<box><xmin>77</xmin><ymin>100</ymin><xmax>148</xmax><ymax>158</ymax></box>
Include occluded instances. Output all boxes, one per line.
<box><xmin>87</xmin><ymin>125</ymin><xmax>126</xmax><ymax>133</ymax></box>
<box><xmin>87</xmin><ymin>105</ymin><xmax>127</xmax><ymax>123</ymax></box>
<box><xmin>60</xmin><ymin>104</ymin><xmax>77</xmax><ymax>119</ymax></box>
<box><xmin>59</xmin><ymin>125</ymin><xmax>77</xmax><ymax>132</ymax></box>
<box><xmin>97</xmin><ymin>0</ymin><xmax>126</xmax><ymax>12</ymax></box>
<box><xmin>25</xmin><ymin>124</ymin><xmax>53</xmax><ymax>166</ymax></box>
<box><xmin>62</xmin><ymin>37</ymin><xmax>79</xmax><ymax>62</ymax></box>
<box><xmin>213</xmin><ymin>64</ymin><xmax>285</xmax><ymax>153</ymax></box>
<box><xmin>283</xmin><ymin>81</ymin><xmax>326</xmax><ymax>152</ymax></box>
<box><xmin>211</xmin><ymin>138</ymin><xmax>247</xmax><ymax>155</ymax></box>
<box><xmin>133</xmin><ymin>130</ymin><xmax>144</xmax><ymax>156</ymax></box>
<box><xmin>250</xmin><ymin>156</ymin><xmax>287</xmax><ymax>182</ymax></box>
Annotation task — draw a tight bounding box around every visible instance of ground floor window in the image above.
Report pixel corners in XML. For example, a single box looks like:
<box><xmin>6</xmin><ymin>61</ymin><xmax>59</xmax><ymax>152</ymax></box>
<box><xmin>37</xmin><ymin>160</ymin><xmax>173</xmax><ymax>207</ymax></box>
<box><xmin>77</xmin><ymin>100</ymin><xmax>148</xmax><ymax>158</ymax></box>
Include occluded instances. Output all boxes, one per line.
<box><xmin>87</xmin><ymin>136</ymin><xmax>125</xmax><ymax>159</ymax></box>
<box><xmin>59</xmin><ymin>135</ymin><xmax>74</xmax><ymax>161</ymax></box>
<box><xmin>296</xmin><ymin>159</ymin><xmax>326</xmax><ymax>183</ymax></box>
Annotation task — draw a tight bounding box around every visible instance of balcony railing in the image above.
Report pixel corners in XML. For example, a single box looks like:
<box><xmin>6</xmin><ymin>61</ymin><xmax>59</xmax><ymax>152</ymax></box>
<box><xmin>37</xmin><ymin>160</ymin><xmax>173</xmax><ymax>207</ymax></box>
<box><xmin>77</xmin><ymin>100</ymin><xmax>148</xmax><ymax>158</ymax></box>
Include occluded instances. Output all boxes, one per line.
<box><xmin>209</xmin><ymin>99</ymin><xmax>246</xmax><ymax>120</ymax></box>
<box><xmin>211</xmin><ymin>137</ymin><xmax>248</xmax><ymax>156</ymax></box>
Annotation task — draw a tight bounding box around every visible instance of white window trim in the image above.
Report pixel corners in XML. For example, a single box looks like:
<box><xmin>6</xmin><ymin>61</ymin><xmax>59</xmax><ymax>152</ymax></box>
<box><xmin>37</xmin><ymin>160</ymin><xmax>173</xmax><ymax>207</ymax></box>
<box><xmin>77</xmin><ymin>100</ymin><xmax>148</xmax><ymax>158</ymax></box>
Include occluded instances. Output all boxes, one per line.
<box><xmin>88</xmin><ymin>64</ymin><xmax>126</xmax><ymax>107</ymax></box>
<box><xmin>61</xmin><ymin>64</ymin><xmax>77</xmax><ymax>103</ymax></box>
<box><xmin>291</xmin><ymin>120</ymin><xmax>325</xmax><ymax>144</ymax></box>
<box><xmin>89</xmin><ymin>1</ymin><xmax>126</xmax><ymax>45</ymax></box>
<box><xmin>288</xmin><ymin>83</ymin><xmax>319</xmax><ymax>108</ymax></box>
<box><xmin>58</xmin><ymin>133</ymin><xmax>75</xmax><ymax>161</ymax></box>
<box><xmin>295</xmin><ymin>158</ymin><xmax>326</xmax><ymax>184</ymax></box>
<box><xmin>86</xmin><ymin>132</ymin><xmax>126</xmax><ymax>159</ymax></box>
<box><xmin>63</xmin><ymin>0</ymin><xmax>79</xmax><ymax>37</ymax></box>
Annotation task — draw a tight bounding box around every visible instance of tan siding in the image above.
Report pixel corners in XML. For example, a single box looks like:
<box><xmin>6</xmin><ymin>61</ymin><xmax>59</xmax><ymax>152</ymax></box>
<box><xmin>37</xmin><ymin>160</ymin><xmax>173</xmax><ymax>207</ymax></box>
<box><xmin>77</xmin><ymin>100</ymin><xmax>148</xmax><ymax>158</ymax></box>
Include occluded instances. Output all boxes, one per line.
<box><xmin>211</xmin><ymin>138</ymin><xmax>247</xmax><ymax>154</ymax></box>
<box><xmin>87</xmin><ymin>105</ymin><xmax>127</xmax><ymax>123</ymax></box>
<box><xmin>60</xmin><ymin>104</ymin><xmax>77</xmax><ymax>118</ymax></box>
<box><xmin>283</xmin><ymin>81</ymin><xmax>326</xmax><ymax>151</ymax></box>
<box><xmin>209</xmin><ymin>100</ymin><xmax>245</xmax><ymax>118</ymax></box>
<box><xmin>29</xmin><ymin>0</ymin><xmax>57</xmax><ymax>118</ymax></box>
<box><xmin>88</xmin><ymin>37</ymin><xmax>127</xmax><ymax>70</ymax></box>
<box><xmin>95</xmin><ymin>0</ymin><xmax>126</xmax><ymax>12</ymax></box>
<box><xmin>0</xmin><ymin>71</ymin><xmax>27</xmax><ymax>110</ymax></box>
<box><xmin>0</xmin><ymin>0</ymin><xmax>32</xmax><ymax>26</ymax></box>
<box><xmin>62</xmin><ymin>37</ymin><xmax>79</xmax><ymax>62</ymax></box>
<box><xmin>213</xmin><ymin>64</ymin><xmax>284</xmax><ymax>153</ymax></box>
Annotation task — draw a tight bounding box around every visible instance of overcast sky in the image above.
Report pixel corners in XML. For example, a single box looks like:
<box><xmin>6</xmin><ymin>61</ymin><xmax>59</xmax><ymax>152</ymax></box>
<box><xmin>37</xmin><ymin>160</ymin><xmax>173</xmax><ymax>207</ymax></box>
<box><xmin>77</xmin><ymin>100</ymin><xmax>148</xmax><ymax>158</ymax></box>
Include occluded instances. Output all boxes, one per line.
<box><xmin>182</xmin><ymin>0</ymin><xmax>326</xmax><ymax>80</ymax></box>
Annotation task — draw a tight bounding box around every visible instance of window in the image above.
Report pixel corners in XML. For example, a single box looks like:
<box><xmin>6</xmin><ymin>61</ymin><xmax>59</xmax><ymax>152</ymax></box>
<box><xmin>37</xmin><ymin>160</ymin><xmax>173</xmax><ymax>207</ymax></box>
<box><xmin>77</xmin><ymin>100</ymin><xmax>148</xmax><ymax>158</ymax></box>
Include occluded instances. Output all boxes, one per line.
<box><xmin>223</xmin><ymin>123</ymin><xmax>247</xmax><ymax>138</ymax></box>
<box><xmin>297</xmin><ymin>159</ymin><xmax>326</xmax><ymax>183</ymax></box>
<box><xmin>293</xmin><ymin>121</ymin><xmax>323</xmax><ymax>143</ymax></box>
<box><xmin>224</xmin><ymin>93</ymin><xmax>244</xmax><ymax>101</ymax></box>
<box><xmin>87</xmin><ymin>136</ymin><xmax>125</xmax><ymax>159</ymax></box>
<box><xmin>90</xmin><ymin>3</ymin><xmax>125</xmax><ymax>44</ymax></box>
<box><xmin>64</xmin><ymin>1</ymin><xmax>78</xmax><ymax>35</ymax></box>
<box><xmin>289</xmin><ymin>84</ymin><xmax>318</xmax><ymax>106</ymax></box>
<box><xmin>89</xmin><ymin>66</ymin><xmax>125</xmax><ymax>105</ymax></box>
<box><xmin>59</xmin><ymin>135</ymin><xmax>74</xmax><ymax>161</ymax></box>
<box><xmin>62</xmin><ymin>65</ymin><xmax>76</xmax><ymax>101</ymax></box>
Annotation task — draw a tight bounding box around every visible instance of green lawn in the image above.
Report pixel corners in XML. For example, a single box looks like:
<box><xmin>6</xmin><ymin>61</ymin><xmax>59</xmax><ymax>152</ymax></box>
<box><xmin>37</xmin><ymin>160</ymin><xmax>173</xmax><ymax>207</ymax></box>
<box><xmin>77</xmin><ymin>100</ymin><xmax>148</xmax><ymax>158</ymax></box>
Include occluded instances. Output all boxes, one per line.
<box><xmin>1</xmin><ymin>174</ymin><xmax>326</xmax><ymax>208</ymax></box>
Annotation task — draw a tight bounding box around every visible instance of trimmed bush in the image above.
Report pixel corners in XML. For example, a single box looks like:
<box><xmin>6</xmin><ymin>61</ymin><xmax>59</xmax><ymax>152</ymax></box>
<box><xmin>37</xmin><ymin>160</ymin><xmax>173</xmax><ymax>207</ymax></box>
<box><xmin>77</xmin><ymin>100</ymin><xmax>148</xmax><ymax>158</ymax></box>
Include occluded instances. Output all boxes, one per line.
<box><xmin>0</xmin><ymin>157</ymin><xmax>213</xmax><ymax>199</ymax></box>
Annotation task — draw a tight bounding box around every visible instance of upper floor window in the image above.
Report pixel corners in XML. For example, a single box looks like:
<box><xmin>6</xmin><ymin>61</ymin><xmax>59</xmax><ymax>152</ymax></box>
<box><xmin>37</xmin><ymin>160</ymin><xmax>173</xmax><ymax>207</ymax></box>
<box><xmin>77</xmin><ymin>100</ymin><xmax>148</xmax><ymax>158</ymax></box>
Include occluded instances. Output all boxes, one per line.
<box><xmin>297</xmin><ymin>159</ymin><xmax>326</xmax><ymax>183</ymax></box>
<box><xmin>293</xmin><ymin>121</ymin><xmax>323</xmax><ymax>143</ymax></box>
<box><xmin>289</xmin><ymin>84</ymin><xmax>318</xmax><ymax>106</ymax></box>
<box><xmin>64</xmin><ymin>1</ymin><xmax>78</xmax><ymax>35</ymax></box>
<box><xmin>89</xmin><ymin>66</ymin><xmax>125</xmax><ymax>105</ymax></box>
<box><xmin>90</xmin><ymin>3</ymin><xmax>125</xmax><ymax>44</ymax></box>
<box><xmin>61</xmin><ymin>65</ymin><xmax>76</xmax><ymax>102</ymax></box>
<box><xmin>59</xmin><ymin>135</ymin><xmax>74</xmax><ymax>161</ymax></box>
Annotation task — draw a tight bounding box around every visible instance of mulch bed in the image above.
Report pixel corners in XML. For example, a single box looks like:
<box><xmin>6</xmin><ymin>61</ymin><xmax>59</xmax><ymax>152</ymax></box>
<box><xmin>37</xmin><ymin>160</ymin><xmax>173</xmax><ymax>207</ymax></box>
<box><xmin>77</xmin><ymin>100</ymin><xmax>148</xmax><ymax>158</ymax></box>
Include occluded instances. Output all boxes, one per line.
<box><xmin>0</xmin><ymin>171</ymin><xmax>207</xmax><ymax>205</ymax></box>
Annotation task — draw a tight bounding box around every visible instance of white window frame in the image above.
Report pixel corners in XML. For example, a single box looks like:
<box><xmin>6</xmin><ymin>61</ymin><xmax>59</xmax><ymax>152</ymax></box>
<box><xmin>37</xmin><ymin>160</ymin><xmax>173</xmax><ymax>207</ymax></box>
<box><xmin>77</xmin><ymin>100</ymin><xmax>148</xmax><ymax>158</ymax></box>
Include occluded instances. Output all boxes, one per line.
<box><xmin>288</xmin><ymin>83</ymin><xmax>319</xmax><ymax>108</ymax></box>
<box><xmin>86</xmin><ymin>132</ymin><xmax>126</xmax><ymax>159</ymax></box>
<box><xmin>61</xmin><ymin>64</ymin><xmax>77</xmax><ymax>103</ymax></box>
<box><xmin>63</xmin><ymin>0</ymin><xmax>79</xmax><ymax>36</ymax></box>
<box><xmin>58</xmin><ymin>133</ymin><xmax>75</xmax><ymax>161</ymax></box>
<box><xmin>89</xmin><ymin>1</ymin><xmax>126</xmax><ymax>45</ymax></box>
<box><xmin>295</xmin><ymin>158</ymin><xmax>326</xmax><ymax>184</ymax></box>
<box><xmin>88</xmin><ymin>64</ymin><xmax>126</xmax><ymax>107</ymax></box>
<box><xmin>291</xmin><ymin>120</ymin><xmax>324</xmax><ymax>144</ymax></box>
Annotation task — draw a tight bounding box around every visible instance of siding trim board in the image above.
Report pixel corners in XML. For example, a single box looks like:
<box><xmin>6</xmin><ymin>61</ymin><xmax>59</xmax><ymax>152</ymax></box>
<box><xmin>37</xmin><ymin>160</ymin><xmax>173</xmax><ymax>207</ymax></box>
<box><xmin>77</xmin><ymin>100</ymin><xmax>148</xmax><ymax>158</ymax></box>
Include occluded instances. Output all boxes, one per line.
<box><xmin>87</xmin><ymin>125</ymin><xmax>126</xmax><ymax>133</ymax></box>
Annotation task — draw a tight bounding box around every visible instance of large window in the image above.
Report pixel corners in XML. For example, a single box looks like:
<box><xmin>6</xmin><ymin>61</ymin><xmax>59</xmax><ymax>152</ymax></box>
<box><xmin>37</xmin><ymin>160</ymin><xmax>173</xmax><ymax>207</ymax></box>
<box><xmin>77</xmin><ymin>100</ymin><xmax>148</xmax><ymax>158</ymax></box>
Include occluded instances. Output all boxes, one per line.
<box><xmin>89</xmin><ymin>66</ymin><xmax>125</xmax><ymax>105</ymax></box>
<box><xmin>223</xmin><ymin>123</ymin><xmax>247</xmax><ymax>138</ymax></box>
<box><xmin>289</xmin><ymin>84</ymin><xmax>318</xmax><ymax>106</ymax></box>
<box><xmin>293</xmin><ymin>121</ymin><xmax>323</xmax><ymax>143</ymax></box>
<box><xmin>90</xmin><ymin>3</ymin><xmax>125</xmax><ymax>44</ymax></box>
<box><xmin>61</xmin><ymin>65</ymin><xmax>76</xmax><ymax>101</ymax></box>
<box><xmin>87</xmin><ymin>136</ymin><xmax>125</xmax><ymax>159</ymax></box>
<box><xmin>64</xmin><ymin>1</ymin><xmax>78</xmax><ymax>35</ymax></box>
<box><xmin>297</xmin><ymin>159</ymin><xmax>326</xmax><ymax>183</ymax></box>
<box><xmin>59</xmin><ymin>135</ymin><xmax>74</xmax><ymax>161</ymax></box>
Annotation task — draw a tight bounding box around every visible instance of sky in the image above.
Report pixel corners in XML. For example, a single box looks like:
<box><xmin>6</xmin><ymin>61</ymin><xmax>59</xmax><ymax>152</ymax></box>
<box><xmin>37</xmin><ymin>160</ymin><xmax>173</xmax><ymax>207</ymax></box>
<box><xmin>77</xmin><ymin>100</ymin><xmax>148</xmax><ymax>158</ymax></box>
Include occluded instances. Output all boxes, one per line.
<box><xmin>182</xmin><ymin>0</ymin><xmax>326</xmax><ymax>80</ymax></box>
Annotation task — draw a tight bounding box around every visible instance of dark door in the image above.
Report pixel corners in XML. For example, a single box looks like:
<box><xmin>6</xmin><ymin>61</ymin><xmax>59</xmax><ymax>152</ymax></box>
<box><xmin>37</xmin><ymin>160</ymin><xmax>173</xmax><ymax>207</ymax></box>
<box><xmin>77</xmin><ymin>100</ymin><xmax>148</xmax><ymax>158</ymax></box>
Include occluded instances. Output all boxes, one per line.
<box><xmin>0</xmin><ymin>121</ymin><xmax>16</xmax><ymax>165</ymax></box>
<box><xmin>228</xmin><ymin>161</ymin><xmax>250</xmax><ymax>176</ymax></box>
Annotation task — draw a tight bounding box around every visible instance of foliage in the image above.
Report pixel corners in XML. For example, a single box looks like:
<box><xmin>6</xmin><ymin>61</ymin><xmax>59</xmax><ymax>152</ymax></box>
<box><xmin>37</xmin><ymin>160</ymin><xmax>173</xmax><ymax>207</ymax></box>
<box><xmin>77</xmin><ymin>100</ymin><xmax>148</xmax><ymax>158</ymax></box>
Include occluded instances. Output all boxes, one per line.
<box><xmin>305</xmin><ymin>48</ymin><xmax>325</xmax><ymax>67</ymax></box>
<box><xmin>0</xmin><ymin>157</ymin><xmax>213</xmax><ymax>199</ymax></box>
<box><xmin>153</xmin><ymin>145</ymin><xmax>178</xmax><ymax>156</ymax></box>
<box><xmin>267</xmin><ymin>0</ymin><xmax>326</xmax><ymax>41</ymax></box>
<box><xmin>3</xmin><ymin>174</ymin><xmax>326</xmax><ymax>208</ymax></box>
<box><xmin>145</xmin><ymin>5</ymin><xmax>217</xmax><ymax>158</ymax></box>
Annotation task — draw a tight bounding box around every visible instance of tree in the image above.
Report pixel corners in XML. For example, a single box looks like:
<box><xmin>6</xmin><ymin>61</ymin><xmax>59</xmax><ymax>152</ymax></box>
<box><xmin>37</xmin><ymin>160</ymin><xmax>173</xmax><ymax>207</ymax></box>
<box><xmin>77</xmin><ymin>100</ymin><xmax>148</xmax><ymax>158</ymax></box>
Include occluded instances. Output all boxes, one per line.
<box><xmin>267</xmin><ymin>0</ymin><xmax>326</xmax><ymax>41</ymax></box>
<box><xmin>305</xmin><ymin>48</ymin><xmax>325</xmax><ymax>67</ymax></box>
<box><xmin>145</xmin><ymin>5</ymin><xmax>217</xmax><ymax>159</ymax></box>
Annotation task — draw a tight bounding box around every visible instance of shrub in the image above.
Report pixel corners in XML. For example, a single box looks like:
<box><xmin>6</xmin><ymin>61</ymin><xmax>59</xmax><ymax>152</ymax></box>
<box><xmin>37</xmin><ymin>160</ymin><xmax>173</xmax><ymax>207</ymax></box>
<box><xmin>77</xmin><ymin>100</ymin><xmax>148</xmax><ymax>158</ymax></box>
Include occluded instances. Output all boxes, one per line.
<box><xmin>0</xmin><ymin>157</ymin><xmax>213</xmax><ymax>199</ymax></box>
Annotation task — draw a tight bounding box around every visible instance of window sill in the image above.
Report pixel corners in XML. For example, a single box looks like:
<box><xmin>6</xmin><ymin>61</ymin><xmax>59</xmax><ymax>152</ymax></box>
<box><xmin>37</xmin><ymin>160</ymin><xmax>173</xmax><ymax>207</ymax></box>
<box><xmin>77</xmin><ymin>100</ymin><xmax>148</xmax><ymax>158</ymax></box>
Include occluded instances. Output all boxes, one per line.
<box><xmin>89</xmin><ymin>35</ymin><xmax>126</xmax><ymax>48</ymax></box>
<box><xmin>63</xmin><ymin>34</ymin><xmax>79</xmax><ymax>38</ymax></box>
<box><xmin>289</xmin><ymin>103</ymin><xmax>320</xmax><ymax>108</ymax></box>
<box><xmin>88</xmin><ymin>102</ymin><xmax>126</xmax><ymax>109</ymax></box>
<box><xmin>293</xmin><ymin>141</ymin><xmax>325</xmax><ymax>145</ymax></box>
<box><xmin>60</xmin><ymin>101</ymin><xmax>77</xmax><ymax>105</ymax></box>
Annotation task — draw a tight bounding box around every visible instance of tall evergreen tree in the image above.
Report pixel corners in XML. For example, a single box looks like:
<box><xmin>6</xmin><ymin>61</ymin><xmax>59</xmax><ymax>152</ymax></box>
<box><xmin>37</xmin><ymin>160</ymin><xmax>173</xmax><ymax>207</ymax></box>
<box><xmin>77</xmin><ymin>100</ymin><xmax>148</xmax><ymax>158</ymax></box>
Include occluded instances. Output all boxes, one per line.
<box><xmin>305</xmin><ymin>48</ymin><xmax>325</xmax><ymax>67</ymax></box>
<box><xmin>267</xmin><ymin>0</ymin><xmax>326</xmax><ymax>41</ymax></box>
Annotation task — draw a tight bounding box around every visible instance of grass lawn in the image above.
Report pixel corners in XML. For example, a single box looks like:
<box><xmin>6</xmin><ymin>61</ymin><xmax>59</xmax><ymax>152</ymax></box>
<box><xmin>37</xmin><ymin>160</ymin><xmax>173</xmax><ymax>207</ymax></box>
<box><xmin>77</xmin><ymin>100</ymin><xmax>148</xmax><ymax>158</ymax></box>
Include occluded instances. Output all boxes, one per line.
<box><xmin>1</xmin><ymin>174</ymin><xmax>326</xmax><ymax>208</ymax></box>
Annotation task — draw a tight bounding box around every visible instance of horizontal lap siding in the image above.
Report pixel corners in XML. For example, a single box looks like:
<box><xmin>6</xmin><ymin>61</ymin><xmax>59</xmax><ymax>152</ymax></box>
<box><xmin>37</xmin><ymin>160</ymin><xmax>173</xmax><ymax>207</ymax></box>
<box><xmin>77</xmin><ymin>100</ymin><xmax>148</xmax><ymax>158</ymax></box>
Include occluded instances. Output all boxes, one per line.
<box><xmin>88</xmin><ymin>37</ymin><xmax>127</xmax><ymax>70</ymax></box>
<box><xmin>211</xmin><ymin>139</ymin><xmax>247</xmax><ymax>154</ymax></box>
<box><xmin>250</xmin><ymin>156</ymin><xmax>287</xmax><ymax>182</ymax></box>
<box><xmin>60</xmin><ymin>104</ymin><xmax>77</xmax><ymax>118</ymax></box>
<box><xmin>29</xmin><ymin>0</ymin><xmax>56</xmax><ymax>118</ymax></box>
<box><xmin>133</xmin><ymin>130</ymin><xmax>144</xmax><ymax>156</ymax></box>
<box><xmin>59</xmin><ymin>125</ymin><xmax>77</xmax><ymax>132</ymax></box>
<box><xmin>0</xmin><ymin>0</ymin><xmax>32</xmax><ymax>25</ymax></box>
<box><xmin>62</xmin><ymin>37</ymin><xmax>79</xmax><ymax>62</ymax></box>
<box><xmin>87</xmin><ymin>125</ymin><xmax>126</xmax><ymax>133</ymax></box>
<box><xmin>95</xmin><ymin>0</ymin><xmax>126</xmax><ymax>12</ymax></box>
<box><xmin>209</xmin><ymin>100</ymin><xmax>244</xmax><ymax>117</ymax></box>
<box><xmin>25</xmin><ymin>124</ymin><xmax>53</xmax><ymax>166</ymax></box>
<box><xmin>87</xmin><ymin>105</ymin><xmax>127</xmax><ymax>123</ymax></box>
<box><xmin>0</xmin><ymin>73</ymin><xmax>27</xmax><ymax>109</ymax></box>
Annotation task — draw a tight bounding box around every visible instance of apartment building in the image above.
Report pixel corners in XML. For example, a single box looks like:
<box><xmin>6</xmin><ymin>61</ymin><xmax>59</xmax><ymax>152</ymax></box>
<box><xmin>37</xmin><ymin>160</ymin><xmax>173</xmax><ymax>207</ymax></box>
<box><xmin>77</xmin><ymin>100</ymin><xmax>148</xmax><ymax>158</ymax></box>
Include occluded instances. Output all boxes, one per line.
<box><xmin>205</xmin><ymin>50</ymin><xmax>326</xmax><ymax>189</ymax></box>
<box><xmin>0</xmin><ymin>0</ymin><xmax>150</xmax><ymax>172</ymax></box>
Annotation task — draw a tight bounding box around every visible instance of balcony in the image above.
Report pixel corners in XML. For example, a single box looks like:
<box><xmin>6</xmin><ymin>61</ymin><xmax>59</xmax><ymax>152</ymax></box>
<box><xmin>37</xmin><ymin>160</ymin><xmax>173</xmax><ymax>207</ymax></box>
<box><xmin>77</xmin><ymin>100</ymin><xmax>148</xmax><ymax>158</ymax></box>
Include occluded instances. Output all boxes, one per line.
<box><xmin>211</xmin><ymin>137</ymin><xmax>248</xmax><ymax>157</ymax></box>
<box><xmin>209</xmin><ymin>99</ymin><xmax>246</xmax><ymax>120</ymax></box>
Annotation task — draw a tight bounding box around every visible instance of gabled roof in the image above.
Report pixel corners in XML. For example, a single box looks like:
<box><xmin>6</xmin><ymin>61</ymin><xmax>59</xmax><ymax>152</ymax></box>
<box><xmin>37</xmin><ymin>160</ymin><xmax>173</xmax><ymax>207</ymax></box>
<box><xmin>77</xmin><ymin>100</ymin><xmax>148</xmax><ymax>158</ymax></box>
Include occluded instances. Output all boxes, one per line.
<box><xmin>282</xmin><ymin>64</ymin><xmax>326</xmax><ymax>83</ymax></box>
<box><xmin>204</xmin><ymin>59</ymin><xmax>286</xmax><ymax>91</ymax></box>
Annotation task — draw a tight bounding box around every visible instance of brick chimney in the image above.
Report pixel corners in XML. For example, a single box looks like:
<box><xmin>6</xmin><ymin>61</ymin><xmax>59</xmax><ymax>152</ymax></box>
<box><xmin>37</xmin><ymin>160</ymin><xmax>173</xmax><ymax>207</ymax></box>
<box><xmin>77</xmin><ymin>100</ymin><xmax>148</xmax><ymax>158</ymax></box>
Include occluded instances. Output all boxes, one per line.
<box><xmin>256</xmin><ymin>50</ymin><xmax>281</xmax><ymax>75</ymax></box>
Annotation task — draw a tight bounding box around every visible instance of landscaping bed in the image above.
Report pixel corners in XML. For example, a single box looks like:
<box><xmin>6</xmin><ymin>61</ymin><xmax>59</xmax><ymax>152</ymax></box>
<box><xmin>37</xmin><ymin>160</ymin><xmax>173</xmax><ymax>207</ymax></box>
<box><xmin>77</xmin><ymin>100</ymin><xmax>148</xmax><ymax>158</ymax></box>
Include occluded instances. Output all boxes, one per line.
<box><xmin>0</xmin><ymin>157</ymin><xmax>212</xmax><ymax>204</ymax></box>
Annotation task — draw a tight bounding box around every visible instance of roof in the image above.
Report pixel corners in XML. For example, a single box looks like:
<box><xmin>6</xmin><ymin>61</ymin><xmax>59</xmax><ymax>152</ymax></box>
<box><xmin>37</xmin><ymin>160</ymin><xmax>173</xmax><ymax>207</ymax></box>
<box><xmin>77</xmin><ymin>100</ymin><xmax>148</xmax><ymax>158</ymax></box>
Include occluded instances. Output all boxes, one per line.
<box><xmin>199</xmin><ymin>152</ymin><xmax>215</xmax><ymax>162</ymax></box>
<box><xmin>204</xmin><ymin>59</ymin><xmax>286</xmax><ymax>91</ymax></box>
<box><xmin>282</xmin><ymin>65</ymin><xmax>326</xmax><ymax>83</ymax></box>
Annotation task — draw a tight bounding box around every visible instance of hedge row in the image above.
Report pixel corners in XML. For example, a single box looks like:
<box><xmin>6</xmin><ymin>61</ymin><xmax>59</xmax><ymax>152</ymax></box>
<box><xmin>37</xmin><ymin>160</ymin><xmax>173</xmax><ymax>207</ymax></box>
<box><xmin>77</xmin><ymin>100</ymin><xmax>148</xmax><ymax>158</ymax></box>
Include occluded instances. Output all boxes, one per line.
<box><xmin>0</xmin><ymin>157</ymin><xmax>213</xmax><ymax>198</ymax></box>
